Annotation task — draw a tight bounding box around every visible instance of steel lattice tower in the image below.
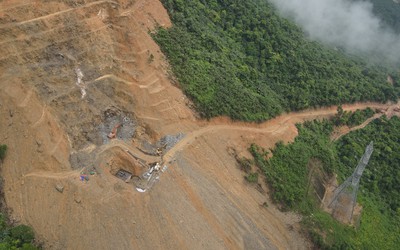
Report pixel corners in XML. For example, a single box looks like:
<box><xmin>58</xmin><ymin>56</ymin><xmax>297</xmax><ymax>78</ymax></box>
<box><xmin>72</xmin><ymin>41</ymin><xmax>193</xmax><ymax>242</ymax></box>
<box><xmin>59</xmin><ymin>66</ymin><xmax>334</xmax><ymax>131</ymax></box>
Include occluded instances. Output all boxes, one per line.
<box><xmin>328</xmin><ymin>141</ymin><xmax>373</xmax><ymax>223</ymax></box>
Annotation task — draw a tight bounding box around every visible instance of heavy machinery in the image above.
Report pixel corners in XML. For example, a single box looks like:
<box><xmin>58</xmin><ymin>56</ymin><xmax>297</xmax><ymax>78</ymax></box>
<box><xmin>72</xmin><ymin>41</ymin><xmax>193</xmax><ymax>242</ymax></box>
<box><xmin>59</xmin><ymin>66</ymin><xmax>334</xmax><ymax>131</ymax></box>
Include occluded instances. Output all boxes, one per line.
<box><xmin>107</xmin><ymin>123</ymin><xmax>121</xmax><ymax>139</ymax></box>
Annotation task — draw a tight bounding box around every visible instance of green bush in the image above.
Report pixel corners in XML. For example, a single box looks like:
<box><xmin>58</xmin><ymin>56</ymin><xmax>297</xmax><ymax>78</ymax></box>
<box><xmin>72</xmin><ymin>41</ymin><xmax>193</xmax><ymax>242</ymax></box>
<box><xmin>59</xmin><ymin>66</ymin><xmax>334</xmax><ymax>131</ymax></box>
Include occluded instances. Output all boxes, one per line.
<box><xmin>0</xmin><ymin>145</ymin><xmax>7</xmax><ymax>162</ymax></box>
<box><xmin>0</xmin><ymin>213</ymin><xmax>40</xmax><ymax>249</ymax></box>
<box><xmin>245</xmin><ymin>172</ymin><xmax>258</xmax><ymax>183</ymax></box>
<box><xmin>20</xmin><ymin>243</ymin><xmax>40</xmax><ymax>250</ymax></box>
<box><xmin>333</xmin><ymin>106</ymin><xmax>375</xmax><ymax>127</ymax></box>
<box><xmin>10</xmin><ymin>225</ymin><xmax>34</xmax><ymax>244</ymax></box>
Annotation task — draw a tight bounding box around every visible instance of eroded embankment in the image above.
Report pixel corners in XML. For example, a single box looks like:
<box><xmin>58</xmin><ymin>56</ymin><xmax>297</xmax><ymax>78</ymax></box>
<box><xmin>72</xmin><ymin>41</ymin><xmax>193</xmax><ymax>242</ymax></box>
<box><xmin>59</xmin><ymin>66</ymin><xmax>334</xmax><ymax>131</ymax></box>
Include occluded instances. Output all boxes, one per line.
<box><xmin>1</xmin><ymin>0</ymin><xmax>399</xmax><ymax>249</ymax></box>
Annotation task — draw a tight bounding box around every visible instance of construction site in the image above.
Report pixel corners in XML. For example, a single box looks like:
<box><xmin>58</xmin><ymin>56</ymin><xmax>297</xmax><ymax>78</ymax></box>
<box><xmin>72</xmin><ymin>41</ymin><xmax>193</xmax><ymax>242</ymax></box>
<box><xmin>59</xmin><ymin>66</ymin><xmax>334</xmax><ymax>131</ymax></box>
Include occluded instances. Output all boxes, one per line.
<box><xmin>1</xmin><ymin>0</ymin><xmax>400</xmax><ymax>249</ymax></box>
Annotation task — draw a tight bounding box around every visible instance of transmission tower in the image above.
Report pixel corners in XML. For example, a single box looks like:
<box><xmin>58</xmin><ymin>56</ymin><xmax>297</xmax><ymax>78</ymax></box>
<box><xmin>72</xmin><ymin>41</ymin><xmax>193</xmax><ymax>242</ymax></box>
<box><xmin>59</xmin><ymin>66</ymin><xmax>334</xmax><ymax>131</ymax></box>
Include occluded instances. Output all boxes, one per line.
<box><xmin>328</xmin><ymin>141</ymin><xmax>373</xmax><ymax>224</ymax></box>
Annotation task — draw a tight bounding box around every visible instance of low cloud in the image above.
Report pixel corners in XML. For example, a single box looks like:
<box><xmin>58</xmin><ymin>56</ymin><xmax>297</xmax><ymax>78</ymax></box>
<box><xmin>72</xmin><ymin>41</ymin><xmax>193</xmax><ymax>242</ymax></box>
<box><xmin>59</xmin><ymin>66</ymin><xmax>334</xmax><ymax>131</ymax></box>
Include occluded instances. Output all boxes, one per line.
<box><xmin>269</xmin><ymin>0</ymin><xmax>400</xmax><ymax>64</ymax></box>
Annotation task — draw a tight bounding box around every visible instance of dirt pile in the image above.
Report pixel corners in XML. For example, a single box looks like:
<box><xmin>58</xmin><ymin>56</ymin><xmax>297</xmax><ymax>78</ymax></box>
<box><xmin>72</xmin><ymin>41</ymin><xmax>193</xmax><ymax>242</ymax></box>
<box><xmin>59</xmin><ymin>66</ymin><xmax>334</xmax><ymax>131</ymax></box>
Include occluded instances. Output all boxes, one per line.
<box><xmin>1</xmin><ymin>0</ymin><xmax>399</xmax><ymax>249</ymax></box>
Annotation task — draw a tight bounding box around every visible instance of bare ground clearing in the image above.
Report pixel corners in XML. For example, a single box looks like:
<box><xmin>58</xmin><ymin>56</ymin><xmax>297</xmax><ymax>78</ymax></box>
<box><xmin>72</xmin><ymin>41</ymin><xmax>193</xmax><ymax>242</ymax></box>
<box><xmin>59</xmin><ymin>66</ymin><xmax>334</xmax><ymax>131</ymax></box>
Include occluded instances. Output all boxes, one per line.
<box><xmin>1</xmin><ymin>1</ymin><xmax>399</xmax><ymax>249</ymax></box>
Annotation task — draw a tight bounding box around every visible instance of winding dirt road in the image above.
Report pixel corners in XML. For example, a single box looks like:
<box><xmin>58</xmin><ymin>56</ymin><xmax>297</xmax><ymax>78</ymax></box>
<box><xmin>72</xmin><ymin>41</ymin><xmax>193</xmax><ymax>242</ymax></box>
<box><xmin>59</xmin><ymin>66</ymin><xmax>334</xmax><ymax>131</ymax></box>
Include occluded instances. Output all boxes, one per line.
<box><xmin>163</xmin><ymin>101</ymin><xmax>399</xmax><ymax>163</ymax></box>
<box><xmin>1</xmin><ymin>0</ymin><xmax>400</xmax><ymax>249</ymax></box>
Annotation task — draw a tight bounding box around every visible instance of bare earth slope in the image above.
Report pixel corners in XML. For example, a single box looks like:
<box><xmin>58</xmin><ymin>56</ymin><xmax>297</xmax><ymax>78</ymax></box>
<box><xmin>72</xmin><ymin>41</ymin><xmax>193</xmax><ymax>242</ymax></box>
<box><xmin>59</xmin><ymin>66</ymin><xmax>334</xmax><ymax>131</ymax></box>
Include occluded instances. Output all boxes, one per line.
<box><xmin>0</xmin><ymin>1</ymin><xmax>399</xmax><ymax>249</ymax></box>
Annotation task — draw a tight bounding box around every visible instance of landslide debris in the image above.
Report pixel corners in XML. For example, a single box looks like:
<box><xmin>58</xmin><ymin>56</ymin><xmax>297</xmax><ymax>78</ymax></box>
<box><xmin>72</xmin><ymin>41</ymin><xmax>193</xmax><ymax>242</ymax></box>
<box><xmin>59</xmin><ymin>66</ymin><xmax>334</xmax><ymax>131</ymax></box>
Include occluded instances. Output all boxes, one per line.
<box><xmin>5</xmin><ymin>1</ymin><xmax>395</xmax><ymax>249</ymax></box>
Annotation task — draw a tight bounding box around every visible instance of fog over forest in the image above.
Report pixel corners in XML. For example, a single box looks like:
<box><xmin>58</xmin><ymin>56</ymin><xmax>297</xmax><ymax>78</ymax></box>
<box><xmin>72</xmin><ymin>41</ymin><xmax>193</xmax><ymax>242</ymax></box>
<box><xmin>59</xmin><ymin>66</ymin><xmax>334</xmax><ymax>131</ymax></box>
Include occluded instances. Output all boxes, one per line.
<box><xmin>269</xmin><ymin>0</ymin><xmax>400</xmax><ymax>63</ymax></box>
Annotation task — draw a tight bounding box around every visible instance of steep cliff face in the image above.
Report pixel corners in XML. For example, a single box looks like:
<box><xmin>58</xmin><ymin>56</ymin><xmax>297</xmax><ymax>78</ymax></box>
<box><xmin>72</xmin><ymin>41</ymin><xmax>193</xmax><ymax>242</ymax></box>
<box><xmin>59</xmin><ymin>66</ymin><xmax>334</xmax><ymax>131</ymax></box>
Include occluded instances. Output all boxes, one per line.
<box><xmin>0</xmin><ymin>1</ymin><xmax>315</xmax><ymax>249</ymax></box>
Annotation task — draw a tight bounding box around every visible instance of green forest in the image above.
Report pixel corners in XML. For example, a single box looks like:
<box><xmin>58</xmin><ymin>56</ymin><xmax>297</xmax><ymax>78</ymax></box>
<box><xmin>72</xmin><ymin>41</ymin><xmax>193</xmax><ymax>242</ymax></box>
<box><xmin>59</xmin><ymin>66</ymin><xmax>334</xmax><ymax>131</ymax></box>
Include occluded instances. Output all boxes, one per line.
<box><xmin>369</xmin><ymin>0</ymin><xmax>400</xmax><ymax>33</ymax></box>
<box><xmin>155</xmin><ymin>0</ymin><xmax>400</xmax><ymax>121</ymax></box>
<box><xmin>249</xmin><ymin>114</ymin><xmax>400</xmax><ymax>249</ymax></box>
<box><xmin>0</xmin><ymin>214</ymin><xmax>39</xmax><ymax>250</ymax></box>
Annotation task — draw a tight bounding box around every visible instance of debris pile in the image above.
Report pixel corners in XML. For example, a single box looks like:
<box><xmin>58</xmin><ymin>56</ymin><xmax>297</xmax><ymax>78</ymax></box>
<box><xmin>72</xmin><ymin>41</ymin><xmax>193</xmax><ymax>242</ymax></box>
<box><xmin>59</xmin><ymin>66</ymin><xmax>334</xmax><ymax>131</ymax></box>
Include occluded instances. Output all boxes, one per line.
<box><xmin>136</xmin><ymin>133</ymin><xmax>185</xmax><ymax>156</ymax></box>
<box><xmin>69</xmin><ymin>150</ymin><xmax>96</xmax><ymax>170</ymax></box>
<box><xmin>99</xmin><ymin>108</ymin><xmax>136</xmax><ymax>144</ymax></box>
<box><xmin>156</xmin><ymin>133</ymin><xmax>185</xmax><ymax>152</ymax></box>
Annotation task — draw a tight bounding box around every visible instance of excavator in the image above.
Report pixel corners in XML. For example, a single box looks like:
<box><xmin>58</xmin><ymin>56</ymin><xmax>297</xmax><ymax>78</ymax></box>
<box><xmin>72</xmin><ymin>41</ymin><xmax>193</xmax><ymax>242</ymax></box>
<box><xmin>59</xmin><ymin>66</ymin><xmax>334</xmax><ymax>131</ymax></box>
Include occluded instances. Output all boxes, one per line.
<box><xmin>107</xmin><ymin>123</ymin><xmax>121</xmax><ymax>139</ymax></box>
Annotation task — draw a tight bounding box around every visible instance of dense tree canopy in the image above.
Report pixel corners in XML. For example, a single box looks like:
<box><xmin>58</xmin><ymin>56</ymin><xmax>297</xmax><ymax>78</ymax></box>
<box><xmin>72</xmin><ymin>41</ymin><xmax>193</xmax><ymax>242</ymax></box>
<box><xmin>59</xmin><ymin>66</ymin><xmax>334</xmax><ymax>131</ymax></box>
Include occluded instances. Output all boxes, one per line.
<box><xmin>250</xmin><ymin>115</ymin><xmax>400</xmax><ymax>249</ymax></box>
<box><xmin>369</xmin><ymin>0</ymin><xmax>400</xmax><ymax>33</ymax></box>
<box><xmin>0</xmin><ymin>213</ymin><xmax>39</xmax><ymax>249</ymax></box>
<box><xmin>336</xmin><ymin>117</ymin><xmax>400</xmax><ymax>213</ymax></box>
<box><xmin>155</xmin><ymin>0</ymin><xmax>400</xmax><ymax>121</ymax></box>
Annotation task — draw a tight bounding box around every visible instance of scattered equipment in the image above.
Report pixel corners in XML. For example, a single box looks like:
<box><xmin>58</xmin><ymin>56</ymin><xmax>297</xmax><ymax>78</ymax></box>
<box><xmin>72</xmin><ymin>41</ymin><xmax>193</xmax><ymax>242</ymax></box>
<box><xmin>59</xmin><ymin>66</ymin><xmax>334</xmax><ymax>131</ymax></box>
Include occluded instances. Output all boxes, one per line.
<box><xmin>107</xmin><ymin>124</ymin><xmax>121</xmax><ymax>139</ymax></box>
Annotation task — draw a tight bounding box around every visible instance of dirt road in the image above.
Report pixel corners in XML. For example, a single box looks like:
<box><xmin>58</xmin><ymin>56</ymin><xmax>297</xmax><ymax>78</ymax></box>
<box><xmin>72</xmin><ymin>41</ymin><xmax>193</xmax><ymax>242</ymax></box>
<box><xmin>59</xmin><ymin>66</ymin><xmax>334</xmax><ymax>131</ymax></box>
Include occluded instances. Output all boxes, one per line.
<box><xmin>0</xmin><ymin>0</ymin><xmax>399</xmax><ymax>249</ymax></box>
<box><xmin>163</xmin><ymin>102</ymin><xmax>397</xmax><ymax>163</ymax></box>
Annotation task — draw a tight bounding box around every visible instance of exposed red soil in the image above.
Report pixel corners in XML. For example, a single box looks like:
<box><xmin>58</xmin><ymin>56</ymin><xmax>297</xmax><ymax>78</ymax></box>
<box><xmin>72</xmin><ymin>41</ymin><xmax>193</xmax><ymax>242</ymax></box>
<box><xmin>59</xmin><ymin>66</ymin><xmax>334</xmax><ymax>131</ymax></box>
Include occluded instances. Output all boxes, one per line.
<box><xmin>0</xmin><ymin>1</ymin><xmax>399</xmax><ymax>249</ymax></box>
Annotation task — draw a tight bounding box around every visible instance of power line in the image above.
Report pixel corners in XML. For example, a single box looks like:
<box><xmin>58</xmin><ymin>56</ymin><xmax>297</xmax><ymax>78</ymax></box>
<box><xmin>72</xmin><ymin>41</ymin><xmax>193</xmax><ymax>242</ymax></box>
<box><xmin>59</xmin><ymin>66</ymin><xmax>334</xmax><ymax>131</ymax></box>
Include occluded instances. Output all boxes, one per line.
<box><xmin>328</xmin><ymin>141</ymin><xmax>373</xmax><ymax>224</ymax></box>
